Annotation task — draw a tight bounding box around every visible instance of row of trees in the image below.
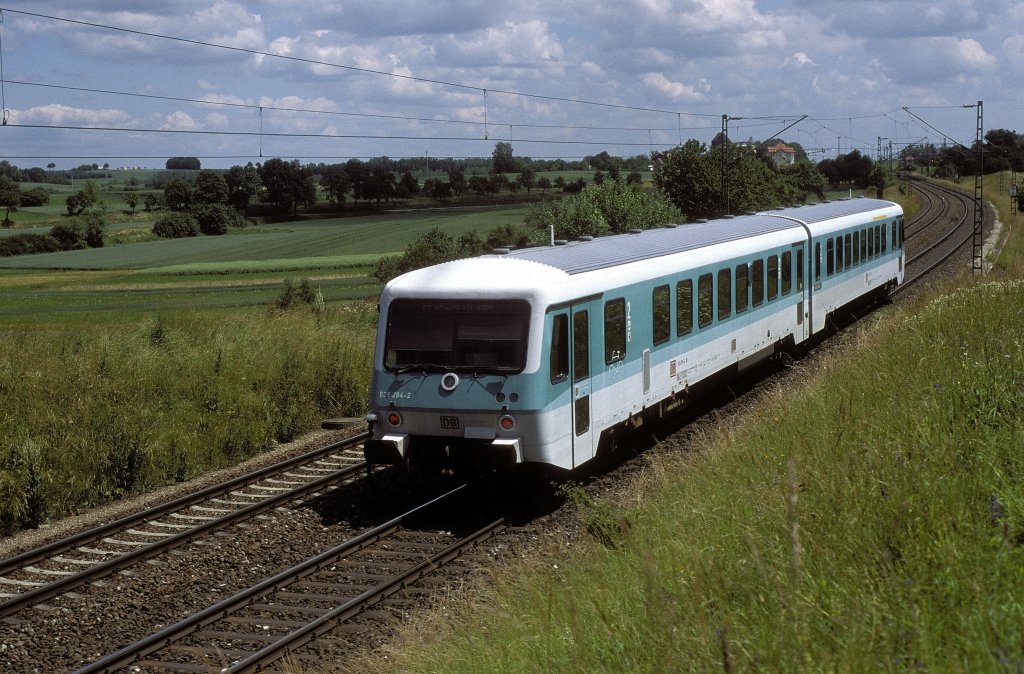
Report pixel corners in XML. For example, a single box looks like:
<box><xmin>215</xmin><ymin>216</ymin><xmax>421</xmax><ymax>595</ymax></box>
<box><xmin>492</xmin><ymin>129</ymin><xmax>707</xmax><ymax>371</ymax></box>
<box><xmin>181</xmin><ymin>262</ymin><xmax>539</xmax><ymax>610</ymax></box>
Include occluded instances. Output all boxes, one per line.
<box><xmin>896</xmin><ymin>128</ymin><xmax>1024</xmax><ymax>177</ymax></box>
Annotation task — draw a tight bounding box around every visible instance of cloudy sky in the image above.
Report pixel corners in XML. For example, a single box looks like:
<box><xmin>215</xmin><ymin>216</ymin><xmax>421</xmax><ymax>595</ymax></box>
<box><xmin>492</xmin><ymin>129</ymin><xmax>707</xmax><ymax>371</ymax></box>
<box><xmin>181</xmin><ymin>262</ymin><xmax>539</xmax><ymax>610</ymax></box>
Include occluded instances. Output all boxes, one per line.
<box><xmin>0</xmin><ymin>0</ymin><xmax>1019</xmax><ymax>169</ymax></box>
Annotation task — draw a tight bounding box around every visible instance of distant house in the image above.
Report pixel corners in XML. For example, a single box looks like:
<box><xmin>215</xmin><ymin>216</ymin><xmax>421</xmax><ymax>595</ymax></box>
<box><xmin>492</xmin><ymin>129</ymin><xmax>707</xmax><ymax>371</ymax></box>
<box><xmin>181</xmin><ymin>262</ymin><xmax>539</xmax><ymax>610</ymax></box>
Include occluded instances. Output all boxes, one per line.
<box><xmin>766</xmin><ymin>142</ymin><xmax>797</xmax><ymax>166</ymax></box>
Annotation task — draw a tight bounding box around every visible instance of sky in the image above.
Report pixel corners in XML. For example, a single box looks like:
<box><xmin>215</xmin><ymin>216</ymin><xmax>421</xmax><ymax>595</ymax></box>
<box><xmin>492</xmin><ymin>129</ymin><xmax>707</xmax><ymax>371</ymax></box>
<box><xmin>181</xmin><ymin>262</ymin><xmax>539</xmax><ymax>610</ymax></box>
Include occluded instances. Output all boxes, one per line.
<box><xmin>0</xmin><ymin>0</ymin><xmax>1020</xmax><ymax>169</ymax></box>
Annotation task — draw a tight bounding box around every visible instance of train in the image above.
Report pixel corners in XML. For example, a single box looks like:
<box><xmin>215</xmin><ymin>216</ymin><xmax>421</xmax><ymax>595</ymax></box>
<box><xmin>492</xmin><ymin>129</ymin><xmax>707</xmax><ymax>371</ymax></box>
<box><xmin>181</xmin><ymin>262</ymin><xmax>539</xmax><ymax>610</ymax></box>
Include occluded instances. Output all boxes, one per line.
<box><xmin>364</xmin><ymin>198</ymin><xmax>905</xmax><ymax>473</ymax></box>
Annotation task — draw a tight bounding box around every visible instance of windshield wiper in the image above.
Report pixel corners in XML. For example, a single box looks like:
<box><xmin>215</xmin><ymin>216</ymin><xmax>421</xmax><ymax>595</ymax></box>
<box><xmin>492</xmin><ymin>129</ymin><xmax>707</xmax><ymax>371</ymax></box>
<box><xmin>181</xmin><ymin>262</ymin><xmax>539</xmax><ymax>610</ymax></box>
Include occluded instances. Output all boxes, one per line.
<box><xmin>393</xmin><ymin>363</ymin><xmax>447</xmax><ymax>374</ymax></box>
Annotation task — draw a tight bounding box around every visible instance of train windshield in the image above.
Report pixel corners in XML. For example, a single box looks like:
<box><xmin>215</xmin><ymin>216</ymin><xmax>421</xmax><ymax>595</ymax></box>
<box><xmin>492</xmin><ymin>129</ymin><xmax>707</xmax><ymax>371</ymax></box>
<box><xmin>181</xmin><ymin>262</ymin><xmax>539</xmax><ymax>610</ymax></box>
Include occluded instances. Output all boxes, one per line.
<box><xmin>384</xmin><ymin>299</ymin><xmax>531</xmax><ymax>373</ymax></box>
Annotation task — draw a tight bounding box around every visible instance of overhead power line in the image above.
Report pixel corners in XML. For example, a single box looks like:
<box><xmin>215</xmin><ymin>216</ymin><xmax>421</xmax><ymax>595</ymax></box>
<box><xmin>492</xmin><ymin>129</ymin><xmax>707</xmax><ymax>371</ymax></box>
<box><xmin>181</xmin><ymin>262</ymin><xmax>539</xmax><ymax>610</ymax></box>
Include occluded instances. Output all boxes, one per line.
<box><xmin>0</xmin><ymin>7</ymin><xmax>717</xmax><ymax>120</ymax></box>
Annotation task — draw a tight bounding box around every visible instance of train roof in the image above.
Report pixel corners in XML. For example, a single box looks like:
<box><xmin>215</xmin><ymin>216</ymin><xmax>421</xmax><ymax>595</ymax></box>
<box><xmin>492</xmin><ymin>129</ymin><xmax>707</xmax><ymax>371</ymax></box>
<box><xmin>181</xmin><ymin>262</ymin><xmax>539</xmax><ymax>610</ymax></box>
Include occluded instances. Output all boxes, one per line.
<box><xmin>497</xmin><ymin>197</ymin><xmax>898</xmax><ymax>275</ymax></box>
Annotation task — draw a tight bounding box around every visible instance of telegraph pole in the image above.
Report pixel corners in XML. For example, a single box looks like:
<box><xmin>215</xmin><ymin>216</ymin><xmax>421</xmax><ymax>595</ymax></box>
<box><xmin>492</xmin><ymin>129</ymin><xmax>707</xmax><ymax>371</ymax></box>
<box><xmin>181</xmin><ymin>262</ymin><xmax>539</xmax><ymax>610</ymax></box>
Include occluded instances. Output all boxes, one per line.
<box><xmin>970</xmin><ymin>101</ymin><xmax>984</xmax><ymax>275</ymax></box>
<box><xmin>721</xmin><ymin>114</ymin><xmax>730</xmax><ymax>215</ymax></box>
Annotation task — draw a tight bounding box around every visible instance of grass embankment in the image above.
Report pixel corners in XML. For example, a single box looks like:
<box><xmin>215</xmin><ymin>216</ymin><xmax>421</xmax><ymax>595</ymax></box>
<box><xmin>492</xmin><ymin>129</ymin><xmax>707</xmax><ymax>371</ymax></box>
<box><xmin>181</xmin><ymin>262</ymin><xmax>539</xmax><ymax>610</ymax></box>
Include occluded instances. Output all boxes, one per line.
<box><xmin>374</xmin><ymin>178</ymin><xmax>1024</xmax><ymax>671</ymax></box>
<box><xmin>0</xmin><ymin>304</ymin><xmax>376</xmax><ymax>534</ymax></box>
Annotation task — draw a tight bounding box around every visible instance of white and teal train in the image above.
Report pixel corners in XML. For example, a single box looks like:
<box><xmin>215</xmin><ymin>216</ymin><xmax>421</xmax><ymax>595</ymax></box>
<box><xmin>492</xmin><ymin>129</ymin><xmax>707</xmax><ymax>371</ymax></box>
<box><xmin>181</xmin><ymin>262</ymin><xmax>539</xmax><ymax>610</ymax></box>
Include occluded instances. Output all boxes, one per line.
<box><xmin>365</xmin><ymin>198</ymin><xmax>904</xmax><ymax>473</ymax></box>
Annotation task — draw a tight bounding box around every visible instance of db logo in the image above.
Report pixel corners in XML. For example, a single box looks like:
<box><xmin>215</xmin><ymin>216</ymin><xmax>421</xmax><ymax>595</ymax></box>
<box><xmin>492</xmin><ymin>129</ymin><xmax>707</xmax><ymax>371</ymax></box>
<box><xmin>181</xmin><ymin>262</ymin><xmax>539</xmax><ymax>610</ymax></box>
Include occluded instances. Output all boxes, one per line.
<box><xmin>440</xmin><ymin>416</ymin><xmax>460</xmax><ymax>429</ymax></box>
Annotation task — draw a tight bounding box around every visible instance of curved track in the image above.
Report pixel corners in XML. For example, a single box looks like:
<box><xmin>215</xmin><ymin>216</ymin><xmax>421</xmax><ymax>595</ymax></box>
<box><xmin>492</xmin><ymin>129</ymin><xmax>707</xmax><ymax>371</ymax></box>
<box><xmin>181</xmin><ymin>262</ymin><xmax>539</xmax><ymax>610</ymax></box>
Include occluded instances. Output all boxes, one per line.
<box><xmin>896</xmin><ymin>177</ymin><xmax>979</xmax><ymax>293</ymax></box>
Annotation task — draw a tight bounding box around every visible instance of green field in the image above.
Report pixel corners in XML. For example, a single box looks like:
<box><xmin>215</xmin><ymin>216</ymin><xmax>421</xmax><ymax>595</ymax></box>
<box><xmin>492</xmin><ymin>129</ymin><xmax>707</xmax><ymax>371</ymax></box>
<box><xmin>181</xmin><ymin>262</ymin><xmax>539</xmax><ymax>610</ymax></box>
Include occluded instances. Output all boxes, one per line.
<box><xmin>0</xmin><ymin>204</ymin><xmax>531</xmax><ymax>324</ymax></box>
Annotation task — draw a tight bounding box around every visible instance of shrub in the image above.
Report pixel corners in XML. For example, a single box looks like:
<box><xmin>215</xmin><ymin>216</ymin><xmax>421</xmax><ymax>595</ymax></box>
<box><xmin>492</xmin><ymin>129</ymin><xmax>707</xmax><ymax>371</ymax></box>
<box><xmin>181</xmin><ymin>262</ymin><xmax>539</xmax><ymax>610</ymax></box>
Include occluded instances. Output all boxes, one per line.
<box><xmin>0</xmin><ymin>233</ymin><xmax>61</xmax><ymax>257</ymax></box>
<box><xmin>79</xmin><ymin>209</ymin><xmax>106</xmax><ymax>248</ymax></box>
<box><xmin>152</xmin><ymin>212</ymin><xmax>200</xmax><ymax>238</ymax></box>
<box><xmin>193</xmin><ymin>203</ymin><xmax>246</xmax><ymax>235</ymax></box>
<box><xmin>20</xmin><ymin>187</ymin><xmax>51</xmax><ymax>207</ymax></box>
<box><xmin>50</xmin><ymin>221</ymin><xmax>88</xmax><ymax>250</ymax></box>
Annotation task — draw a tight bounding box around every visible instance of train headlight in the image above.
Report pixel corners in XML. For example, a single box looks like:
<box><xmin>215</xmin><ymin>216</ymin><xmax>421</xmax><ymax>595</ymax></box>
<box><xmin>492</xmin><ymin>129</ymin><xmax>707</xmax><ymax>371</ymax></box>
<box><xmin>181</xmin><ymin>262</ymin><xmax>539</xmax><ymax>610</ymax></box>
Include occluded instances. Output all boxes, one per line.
<box><xmin>440</xmin><ymin>372</ymin><xmax>460</xmax><ymax>391</ymax></box>
<box><xmin>499</xmin><ymin>414</ymin><xmax>516</xmax><ymax>431</ymax></box>
<box><xmin>386</xmin><ymin>411</ymin><xmax>403</xmax><ymax>427</ymax></box>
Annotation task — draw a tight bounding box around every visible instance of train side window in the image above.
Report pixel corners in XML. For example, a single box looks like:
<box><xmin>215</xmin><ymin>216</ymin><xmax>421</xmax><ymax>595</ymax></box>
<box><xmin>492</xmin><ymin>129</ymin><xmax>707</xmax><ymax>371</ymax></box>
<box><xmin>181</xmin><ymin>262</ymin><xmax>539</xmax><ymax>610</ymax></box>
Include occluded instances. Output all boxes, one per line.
<box><xmin>874</xmin><ymin>225</ymin><xmax>881</xmax><ymax>256</ymax></box>
<box><xmin>550</xmin><ymin>314</ymin><xmax>569</xmax><ymax>384</ymax></box>
<box><xmin>796</xmin><ymin>248</ymin><xmax>804</xmax><ymax>291</ymax></box>
<box><xmin>752</xmin><ymin>259</ymin><xmax>764</xmax><ymax>306</ymax></box>
<box><xmin>892</xmin><ymin>221</ymin><xmax>898</xmax><ymax>249</ymax></box>
<box><xmin>867</xmin><ymin>228</ymin><xmax>874</xmax><ymax>259</ymax></box>
<box><xmin>845</xmin><ymin>234</ymin><xmax>853</xmax><ymax>269</ymax></box>
<box><xmin>676</xmin><ymin>280</ymin><xmax>693</xmax><ymax>336</ymax></box>
<box><xmin>882</xmin><ymin>224</ymin><xmax>887</xmax><ymax>253</ymax></box>
<box><xmin>574</xmin><ymin>311</ymin><xmax>589</xmax><ymax>381</ymax></box>
<box><xmin>826</xmin><ymin>238</ymin><xmax>835</xmax><ymax>276</ymax></box>
<box><xmin>836</xmin><ymin>235</ymin><xmax>844</xmax><ymax>271</ymax></box>
<box><xmin>861</xmin><ymin>229</ymin><xmax>868</xmax><ymax>261</ymax></box>
<box><xmin>767</xmin><ymin>254</ymin><xmax>779</xmax><ymax>301</ymax></box>
<box><xmin>604</xmin><ymin>299</ymin><xmax>626</xmax><ymax>364</ymax></box>
<box><xmin>717</xmin><ymin>268</ymin><xmax>731</xmax><ymax>320</ymax></box>
<box><xmin>735</xmin><ymin>263</ymin><xmax>749</xmax><ymax>313</ymax></box>
<box><xmin>781</xmin><ymin>251</ymin><xmax>792</xmax><ymax>295</ymax></box>
<box><xmin>698</xmin><ymin>274</ymin><xmax>713</xmax><ymax>328</ymax></box>
<box><xmin>852</xmin><ymin>232</ymin><xmax>860</xmax><ymax>266</ymax></box>
<box><xmin>652</xmin><ymin>284</ymin><xmax>670</xmax><ymax>346</ymax></box>
<box><xmin>814</xmin><ymin>243</ymin><xmax>821</xmax><ymax>283</ymax></box>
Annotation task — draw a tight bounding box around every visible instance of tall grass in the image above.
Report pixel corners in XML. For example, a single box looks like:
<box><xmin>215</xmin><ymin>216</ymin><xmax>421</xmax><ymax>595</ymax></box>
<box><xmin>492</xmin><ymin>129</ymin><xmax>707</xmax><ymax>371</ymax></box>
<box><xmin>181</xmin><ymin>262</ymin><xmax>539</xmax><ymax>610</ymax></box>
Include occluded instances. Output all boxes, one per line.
<box><xmin>0</xmin><ymin>304</ymin><xmax>375</xmax><ymax>534</ymax></box>
<box><xmin>381</xmin><ymin>279</ymin><xmax>1024</xmax><ymax>672</ymax></box>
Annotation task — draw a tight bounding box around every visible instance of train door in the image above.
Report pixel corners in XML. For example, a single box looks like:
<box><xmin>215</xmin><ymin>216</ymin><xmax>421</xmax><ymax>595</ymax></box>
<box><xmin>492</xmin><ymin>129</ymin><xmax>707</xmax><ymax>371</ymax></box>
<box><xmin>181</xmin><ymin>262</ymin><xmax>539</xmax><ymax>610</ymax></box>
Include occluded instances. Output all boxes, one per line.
<box><xmin>570</xmin><ymin>303</ymin><xmax>595</xmax><ymax>466</ymax></box>
<box><xmin>795</xmin><ymin>242</ymin><xmax>810</xmax><ymax>341</ymax></box>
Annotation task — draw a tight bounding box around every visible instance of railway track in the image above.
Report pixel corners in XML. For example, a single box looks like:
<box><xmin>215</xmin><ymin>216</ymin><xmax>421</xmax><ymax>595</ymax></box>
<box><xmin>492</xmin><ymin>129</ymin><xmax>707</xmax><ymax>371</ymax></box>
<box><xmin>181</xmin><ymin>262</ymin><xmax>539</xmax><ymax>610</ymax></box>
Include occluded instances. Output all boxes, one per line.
<box><xmin>75</xmin><ymin>482</ymin><xmax>521</xmax><ymax>673</ymax></box>
<box><xmin>0</xmin><ymin>433</ymin><xmax>368</xmax><ymax>618</ymax></box>
<box><xmin>896</xmin><ymin>177</ymin><xmax>979</xmax><ymax>293</ymax></box>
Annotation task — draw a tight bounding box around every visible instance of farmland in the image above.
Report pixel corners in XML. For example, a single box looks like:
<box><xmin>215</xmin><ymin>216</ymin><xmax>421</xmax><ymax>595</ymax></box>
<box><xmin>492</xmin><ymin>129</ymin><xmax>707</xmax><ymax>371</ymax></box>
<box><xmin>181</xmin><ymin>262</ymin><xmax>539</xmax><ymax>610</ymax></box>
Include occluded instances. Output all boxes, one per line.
<box><xmin>0</xmin><ymin>184</ymin><xmax>534</xmax><ymax>531</ymax></box>
<box><xmin>0</xmin><ymin>199</ymin><xmax>531</xmax><ymax>324</ymax></box>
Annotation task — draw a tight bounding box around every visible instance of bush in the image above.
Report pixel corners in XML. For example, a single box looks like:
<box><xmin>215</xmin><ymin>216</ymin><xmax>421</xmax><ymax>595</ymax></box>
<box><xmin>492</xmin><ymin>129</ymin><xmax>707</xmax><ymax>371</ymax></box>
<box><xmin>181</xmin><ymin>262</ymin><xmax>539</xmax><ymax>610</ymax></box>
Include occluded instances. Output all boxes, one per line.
<box><xmin>20</xmin><ymin>187</ymin><xmax>51</xmax><ymax>207</ymax></box>
<box><xmin>0</xmin><ymin>233</ymin><xmax>62</xmax><ymax>257</ymax></box>
<box><xmin>79</xmin><ymin>209</ymin><xmax>106</xmax><ymax>248</ymax></box>
<box><xmin>50</xmin><ymin>221</ymin><xmax>88</xmax><ymax>250</ymax></box>
<box><xmin>152</xmin><ymin>212</ymin><xmax>200</xmax><ymax>238</ymax></box>
<box><xmin>193</xmin><ymin>203</ymin><xmax>246</xmax><ymax>235</ymax></box>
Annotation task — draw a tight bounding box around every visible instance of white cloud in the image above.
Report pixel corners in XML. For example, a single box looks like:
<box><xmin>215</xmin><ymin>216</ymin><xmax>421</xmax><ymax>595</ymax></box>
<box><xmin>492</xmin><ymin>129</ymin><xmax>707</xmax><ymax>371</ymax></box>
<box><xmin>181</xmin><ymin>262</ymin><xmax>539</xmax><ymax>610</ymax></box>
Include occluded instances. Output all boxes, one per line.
<box><xmin>642</xmin><ymin>72</ymin><xmax>707</xmax><ymax>102</ymax></box>
<box><xmin>11</xmin><ymin>103</ymin><xmax>132</xmax><ymax>127</ymax></box>
<box><xmin>160</xmin><ymin>111</ymin><xmax>200</xmax><ymax>130</ymax></box>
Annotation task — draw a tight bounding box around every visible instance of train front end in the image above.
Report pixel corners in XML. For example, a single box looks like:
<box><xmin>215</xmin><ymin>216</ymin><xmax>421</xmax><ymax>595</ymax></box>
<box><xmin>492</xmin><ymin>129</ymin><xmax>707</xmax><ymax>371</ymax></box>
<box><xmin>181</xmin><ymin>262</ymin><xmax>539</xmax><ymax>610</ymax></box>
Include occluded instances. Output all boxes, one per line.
<box><xmin>364</xmin><ymin>257</ymin><xmax>563</xmax><ymax>473</ymax></box>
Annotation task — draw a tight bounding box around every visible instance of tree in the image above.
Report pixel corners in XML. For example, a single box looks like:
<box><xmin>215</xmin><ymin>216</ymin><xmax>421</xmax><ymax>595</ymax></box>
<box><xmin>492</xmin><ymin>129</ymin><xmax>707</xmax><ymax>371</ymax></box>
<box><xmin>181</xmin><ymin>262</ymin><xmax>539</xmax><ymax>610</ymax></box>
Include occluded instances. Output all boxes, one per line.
<box><xmin>345</xmin><ymin>159</ymin><xmax>368</xmax><ymax>205</ymax></box>
<box><xmin>143</xmin><ymin>193</ymin><xmax>163</xmax><ymax>212</ymax></box>
<box><xmin>79</xmin><ymin>209</ymin><xmax>106</xmax><ymax>248</ymax></box>
<box><xmin>363</xmin><ymin>160</ymin><xmax>397</xmax><ymax>207</ymax></box>
<box><xmin>259</xmin><ymin>158</ymin><xmax>316</xmax><ymax>216</ymax></box>
<box><xmin>779</xmin><ymin>161</ymin><xmax>827</xmax><ymax>202</ymax></box>
<box><xmin>515</xmin><ymin>167</ymin><xmax>536</xmax><ymax>193</ymax></box>
<box><xmin>123</xmin><ymin>192</ymin><xmax>139</xmax><ymax>213</ymax></box>
<box><xmin>152</xmin><ymin>212</ymin><xmax>200</xmax><ymax>238</ymax></box>
<box><xmin>193</xmin><ymin>203</ymin><xmax>242</xmax><ymax>235</ymax></box>
<box><xmin>65</xmin><ymin>181</ymin><xmax>99</xmax><ymax>216</ymax></box>
<box><xmin>492</xmin><ymin>142</ymin><xmax>517</xmax><ymax>173</ymax></box>
<box><xmin>166</xmin><ymin>157</ymin><xmax>201</xmax><ymax>170</ymax></box>
<box><xmin>163</xmin><ymin>178</ymin><xmax>194</xmax><ymax>211</ymax></box>
<box><xmin>524</xmin><ymin>180</ymin><xmax>681</xmax><ymax>241</ymax></box>
<box><xmin>373</xmin><ymin>227</ymin><xmax>461</xmax><ymax>283</ymax></box>
<box><xmin>193</xmin><ymin>171</ymin><xmax>229</xmax><ymax>205</ymax></box>
<box><xmin>468</xmin><ymin>175</ymin><xmax>489</xmax><ymax>196</ymax></box>
<box><xmin>653</xmin><ymin>140</ymin><xmax>719</xmax><ymax>220</ymax></box>
<box><xmin>447</xmin><ymin>167</ymin><xmax>467</xmax><ymax>197</ymax></box>
<box><xmin>225</xmin><ymin>163</ymin><xmax>262</xmax><ymax>213</ymax></box>
<box><xmin>320</xmin><ymin>164</ymin><xmax>352</xmax><ymax>206</ymax></box>
<box><xmin>396</xmin><ymin>171</ymin><xmax>420</xmax><ymax>199</ymax></box>
<box><xmin>0</xmin><ymin>177</ymin><xmax>21</xmax><ymax>226</ymax></box>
